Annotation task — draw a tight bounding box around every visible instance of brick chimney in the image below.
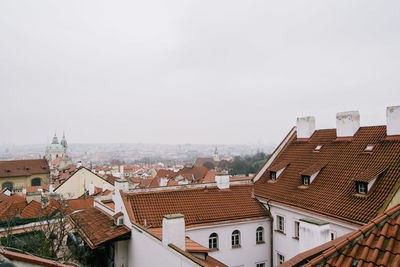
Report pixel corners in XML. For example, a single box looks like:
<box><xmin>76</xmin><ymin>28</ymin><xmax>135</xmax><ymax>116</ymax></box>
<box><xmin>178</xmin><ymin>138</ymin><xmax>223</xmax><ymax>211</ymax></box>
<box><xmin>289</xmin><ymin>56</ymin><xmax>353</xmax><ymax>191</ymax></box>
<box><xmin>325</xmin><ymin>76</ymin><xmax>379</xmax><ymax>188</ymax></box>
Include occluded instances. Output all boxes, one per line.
<box><xmin>387</xmin><ymin>105</ymin><xmax>400</xmax><ymax>136</ymax></box>
<box><xmin>215</xmin><ymin>174</ymin><xmax>230</xmax><ymax>189</ymax></box>
<box><xmin>336</xmin><ymin>111</ymin><xmax>360</xmax><ymax>137</ymax></box>
<box><xmin>162</xmin><ymin>214</ymin><xmax>185</xmax><ymax>250</ymax></box>
<box><xmin>296</xmin><ymin>116</ymin><xmax>316</xmax><ymax>139</ymax></box>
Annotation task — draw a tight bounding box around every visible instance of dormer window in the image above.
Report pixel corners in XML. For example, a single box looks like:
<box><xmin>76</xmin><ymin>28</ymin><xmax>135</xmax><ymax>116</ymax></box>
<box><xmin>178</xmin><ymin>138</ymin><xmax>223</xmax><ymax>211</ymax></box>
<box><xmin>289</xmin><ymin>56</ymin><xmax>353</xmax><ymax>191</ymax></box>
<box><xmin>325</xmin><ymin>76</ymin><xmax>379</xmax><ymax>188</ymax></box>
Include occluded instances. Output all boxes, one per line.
<box><xmin>302</xmin><ymin>175</ymin><xmax>310</xmax><ymax>185</ymax></box>
<box><xmin>270</xmin><ymin>171</ymin><xmax>277</xmax><ymax>180</ymax></box>
<box><xmin>356</xmin><ymin>182</ymin><xmax>368</xmax><ymax>194</ymax></box>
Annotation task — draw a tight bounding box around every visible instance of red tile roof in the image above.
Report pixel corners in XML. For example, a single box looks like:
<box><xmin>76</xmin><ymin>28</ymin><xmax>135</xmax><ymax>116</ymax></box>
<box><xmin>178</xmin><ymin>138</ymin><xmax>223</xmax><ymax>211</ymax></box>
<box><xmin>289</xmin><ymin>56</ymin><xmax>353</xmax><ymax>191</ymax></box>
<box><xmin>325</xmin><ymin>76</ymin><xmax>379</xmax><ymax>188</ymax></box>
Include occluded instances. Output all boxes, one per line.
<box><xmin>123</xmin><ymin>184</ymin><xmax>269</xmax><ymax>228</ymax></box>
<box><xmin>0</xmin><ymin>159</ymin><xmax>49</xmax><ymax>178</ymax></box>
<box><xmin>0</xmin><ymin>247</ymin><xmax>74</xmax><ymax>267</ymax></box>
<box><xmin>255</xmin><ymin>126</ymin><xmax>400</xmax><ymax>224</ymax></box>
<box><xmin>0</xmin><ymin>194</ymin><xmax>26</xmax><ymax>220</ymax></box>
<box><xmin>283</xmin><ymin>204</ymin><xmax>400</xmax><ymax>267</ymax></box>
<box><xmin>19</xmin><ymin>200</ymin><xmax>42</xmax><ymax>219</ymax></box>
<box><xmin>177</xmin><ymin>166</ymin><xmax>208</xmax><ymax>182</ymax></box>
<box><xmin>69</xmin><ymin>207</ymin><xmax>130</xmax><ymax>249</ymax></box>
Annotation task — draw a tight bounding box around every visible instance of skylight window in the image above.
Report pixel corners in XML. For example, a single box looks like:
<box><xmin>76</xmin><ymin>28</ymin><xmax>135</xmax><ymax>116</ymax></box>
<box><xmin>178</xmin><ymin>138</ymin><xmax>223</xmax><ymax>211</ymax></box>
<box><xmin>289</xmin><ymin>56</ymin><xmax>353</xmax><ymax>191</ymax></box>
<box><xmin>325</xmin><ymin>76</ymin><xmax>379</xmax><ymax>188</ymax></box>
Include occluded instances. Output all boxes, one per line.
<box><xmin>314</xmin><ymin>145</ymin><xmax>322</xmax><ymax>151</ymax></box>
<box><xmin>365</xmin><ymin>145</ymin><xmax>374</xmax><ymax>152</ymax></box>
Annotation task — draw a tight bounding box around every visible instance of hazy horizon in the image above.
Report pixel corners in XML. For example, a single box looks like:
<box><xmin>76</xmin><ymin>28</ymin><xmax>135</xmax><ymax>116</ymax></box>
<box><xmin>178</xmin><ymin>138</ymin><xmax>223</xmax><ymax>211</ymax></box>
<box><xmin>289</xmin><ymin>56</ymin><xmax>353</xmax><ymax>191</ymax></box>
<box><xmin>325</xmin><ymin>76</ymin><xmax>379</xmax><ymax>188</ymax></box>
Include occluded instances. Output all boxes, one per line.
<box><xmin>1</xmin><ymin>1</ymin><xmax>399</xmax><ymax>146</ymax></box>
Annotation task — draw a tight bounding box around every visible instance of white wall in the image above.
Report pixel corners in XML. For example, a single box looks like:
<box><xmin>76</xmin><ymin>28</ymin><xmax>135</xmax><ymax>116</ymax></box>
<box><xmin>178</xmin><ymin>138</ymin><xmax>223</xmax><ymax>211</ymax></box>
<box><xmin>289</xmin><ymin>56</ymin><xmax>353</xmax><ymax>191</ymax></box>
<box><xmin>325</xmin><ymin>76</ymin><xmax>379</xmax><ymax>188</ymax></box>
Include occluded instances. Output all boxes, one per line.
<box><xmin>115</xmin><ymin>240</ymin><xmax>129</xmax><ymax>267</ymax></box>
<box><xmin>128</xmin><ymin>225</ymin><xmax>201</xmax><ymax>267</ymax></box>
<box><xmin>260</xmin><ymin>201</ymin><xmax>359</xmax><ymax>266</ymax></box>
<box><xmin>186</xmin><ymin>219</ymin><xmax>270</xmax><ymax>267</ymax></box>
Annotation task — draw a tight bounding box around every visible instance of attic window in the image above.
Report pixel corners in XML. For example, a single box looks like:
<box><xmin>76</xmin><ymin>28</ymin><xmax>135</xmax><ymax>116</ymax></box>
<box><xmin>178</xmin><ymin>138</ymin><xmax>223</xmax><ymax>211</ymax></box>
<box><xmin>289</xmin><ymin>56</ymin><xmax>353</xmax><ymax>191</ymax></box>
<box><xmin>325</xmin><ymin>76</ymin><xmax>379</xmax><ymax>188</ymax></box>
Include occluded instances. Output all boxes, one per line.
<box><xmin>356</xmin><ymin>182</ymin><xmax>368</xmax><ymax>194</ymax></box>
<box><xmin>314</xmin><ymin>145</ymin><xmax>322</xmax><ymax>151</ymax></box>
<box><xmin>364</xmin><ymin>145</ymin><xmax>374</xmax><ymax>152</ymax></box>
<box><xmin>302</xmin><ymin>175</ymin><xmax>310</xmax><ymax>185</ymax></box>
<box><xmin>270</xmin><ymin>171</ymin><xmax>277</xmax><ymax>180</ymax></box>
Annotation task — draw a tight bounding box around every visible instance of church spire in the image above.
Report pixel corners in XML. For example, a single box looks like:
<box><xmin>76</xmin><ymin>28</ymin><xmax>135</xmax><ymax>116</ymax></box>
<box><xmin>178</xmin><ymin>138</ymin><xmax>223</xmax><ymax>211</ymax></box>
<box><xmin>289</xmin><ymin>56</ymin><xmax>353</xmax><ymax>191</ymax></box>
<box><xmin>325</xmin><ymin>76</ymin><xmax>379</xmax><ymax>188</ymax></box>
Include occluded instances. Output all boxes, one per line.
<box><xmin>61</xmin><ymin>131</ymin><xmax>68</xmax><ymax>149</ymax></box>
<box><xmin>51</xmin><ymin>132</ymin><xmax>59</xmax><ymax>144</ymax></box>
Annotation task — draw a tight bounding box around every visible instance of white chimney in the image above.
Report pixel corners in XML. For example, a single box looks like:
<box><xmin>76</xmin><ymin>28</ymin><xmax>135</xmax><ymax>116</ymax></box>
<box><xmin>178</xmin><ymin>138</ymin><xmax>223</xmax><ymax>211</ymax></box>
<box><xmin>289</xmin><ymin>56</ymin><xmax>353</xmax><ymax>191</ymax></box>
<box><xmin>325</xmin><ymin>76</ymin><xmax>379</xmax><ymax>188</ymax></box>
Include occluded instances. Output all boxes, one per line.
<box><xmin>49</xmin><ymin>184</ymin><xmax>54</xmax><ymax>194</ymax></box>
<box><xmin>336</xmin><ymin>111</ymin><xmax>360</xmax><ymax>137</ymax></box>
<box><xmin>162</xmin><ymin>214</ymin><xmax>185</xmax><ymax>250</ymax></box>
<box><xmin>296</xmin><ymin>116</ymin><xmax>316</xmax><ymax>139</ymax></box>
<box><xmin>115</xmin><ymin>179</ymin><xmax>129</xmax><ymax>193</ymax></box>
<box><xmin>89</xmin><ymin>182</ymin><xmax>95</xmax><ymax>195</ymax></box>
<box><xmin>387</xmin><ymin>105</ymin><xmax>400</xmax><ymax>136</ymax></box>
<box><xmin>215</xmin><ymin>174</ymin><xmax>230</xmax><ymax>189</ymax></box>
<box><xmin>299</xmin><ymin>218</ymin><xmax>330</xmax><ymax>253</ymax></box>
<box><xmin>26</xmin><ymin>191</ymin><xmax>41</xmax><ymax>204</ymax></box>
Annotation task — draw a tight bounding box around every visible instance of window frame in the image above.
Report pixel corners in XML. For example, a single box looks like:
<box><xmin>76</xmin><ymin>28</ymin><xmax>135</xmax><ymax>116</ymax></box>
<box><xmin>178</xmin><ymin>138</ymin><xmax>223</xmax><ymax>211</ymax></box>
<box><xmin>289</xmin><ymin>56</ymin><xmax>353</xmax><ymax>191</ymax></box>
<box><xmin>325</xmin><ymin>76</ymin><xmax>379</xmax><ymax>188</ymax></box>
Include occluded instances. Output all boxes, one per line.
<box><xmin>256</xmin><ymin>226</ymin><xmax>264</xmax><ymax>243</ymax></box>
<box><xmin>231</xmin><ymin>230</ymin><xmax>241</xmax><ymax>247</ymax></box>
<box><xmin>277</xmin><ymin>253</ymin><xmax>285</xmax><ymax>265</ymax></box>
<box><xmin>208</xmin><ymin>233</ymin><xmax>218</xmax><ymax>250</ymax></box>
<box><xmin>277</xmin><ymin>215</ymin><xmax>285</xmax><ymax>233</ymax></box>
<box><xmin>294</xmin><ymin>221</ymin><xmax>300</xmax><ymax>239</ymax></box>
<box><xmin>301</xmin><ymin>175</ymin><xmax>310</xmax><ymax>185</ymax></box>
<box><xmin>357</xmin><ymin>181</ymin><xmax>368</xmax><ymax>194</ymax></box>
<box><xmin>31</xmin><ymin>177</ymin><xmax>41</xmax><ymax>186</ymax></box>
<box><xmin>2</xmin><ymin>182</ymin><xmax>13</xmax><ymax>191</ymax></box>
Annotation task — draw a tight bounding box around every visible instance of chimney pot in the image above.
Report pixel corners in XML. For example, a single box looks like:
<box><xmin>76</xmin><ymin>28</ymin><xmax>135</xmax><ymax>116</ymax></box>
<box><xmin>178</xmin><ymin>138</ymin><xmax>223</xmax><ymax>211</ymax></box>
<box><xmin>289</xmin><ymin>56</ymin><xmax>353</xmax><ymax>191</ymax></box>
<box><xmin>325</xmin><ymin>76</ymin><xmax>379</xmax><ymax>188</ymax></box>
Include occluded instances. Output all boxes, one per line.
<box><xmin>387</xmin><ymin>105</ymin><xmax>400</xmax><ymax>136</ymax></box>
<box><xmin>162</xmin><ymin>214</ymin><xmax>185</xmax><ymax>250</ymax></box>
<box><xmin>296</xmin><ymin>116</ymin><xmax>316</xmax><ymax>139</ymax></box>
<box><xmin>215</xmin><ymin>174</ymin><xmax>230</xmax><ymax>189</ymax></box>
<box><xmin>336</xmin><ymin>111</ymin><xmax>360</xmax><ymax>137</ymax></box>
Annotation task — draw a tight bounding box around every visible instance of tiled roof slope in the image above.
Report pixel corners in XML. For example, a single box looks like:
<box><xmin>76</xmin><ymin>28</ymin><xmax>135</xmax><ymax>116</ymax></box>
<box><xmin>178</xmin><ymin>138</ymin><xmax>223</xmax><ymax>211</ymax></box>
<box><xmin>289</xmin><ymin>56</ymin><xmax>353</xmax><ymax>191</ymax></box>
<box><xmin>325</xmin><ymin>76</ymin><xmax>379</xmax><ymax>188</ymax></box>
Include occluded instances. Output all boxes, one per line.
<box><xmin>124</xmin><ymin>184</ymin><xmax>269</xmax><ymax>228</ymax></box>
<box><xmin>255</xmin><ymin>126</ymin><xmax>400</xmax><ymax>224</ymax></box>
<box><xmin>0</xmin><ymin>159</ymin><xmax>49</xmax><ymax>178</ymax></box>
<box><xmin>284</xmin><ymin>204</ymin><xmax>400</xmax><ymax>267</ymax></box>
<box><xmin>69</xmin><ymin>207</ymin><xmax>130</xmax><ymax>249</ymax></box>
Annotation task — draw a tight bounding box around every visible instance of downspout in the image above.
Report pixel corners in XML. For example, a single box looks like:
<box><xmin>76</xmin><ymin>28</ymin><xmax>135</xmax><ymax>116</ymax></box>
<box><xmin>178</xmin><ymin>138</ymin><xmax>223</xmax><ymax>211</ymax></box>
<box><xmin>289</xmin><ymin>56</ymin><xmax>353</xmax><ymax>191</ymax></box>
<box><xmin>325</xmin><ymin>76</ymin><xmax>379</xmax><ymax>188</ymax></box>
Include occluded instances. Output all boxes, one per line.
<box><xmin>267</xmin><ymin>200</ymin><xmax>274</xmax><ymax>267</ymax></box>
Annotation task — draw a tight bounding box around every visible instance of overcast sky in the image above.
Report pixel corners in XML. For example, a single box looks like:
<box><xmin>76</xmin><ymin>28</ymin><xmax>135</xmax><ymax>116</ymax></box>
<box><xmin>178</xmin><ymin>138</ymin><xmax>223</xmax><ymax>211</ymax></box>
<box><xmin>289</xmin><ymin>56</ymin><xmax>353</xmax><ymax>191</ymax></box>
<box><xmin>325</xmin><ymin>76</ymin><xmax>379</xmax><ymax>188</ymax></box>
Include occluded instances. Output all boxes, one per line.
<box><xmin>0</xmin><ymin>1</ymin><xmax>399</xmax><ymax>146</ymax></box>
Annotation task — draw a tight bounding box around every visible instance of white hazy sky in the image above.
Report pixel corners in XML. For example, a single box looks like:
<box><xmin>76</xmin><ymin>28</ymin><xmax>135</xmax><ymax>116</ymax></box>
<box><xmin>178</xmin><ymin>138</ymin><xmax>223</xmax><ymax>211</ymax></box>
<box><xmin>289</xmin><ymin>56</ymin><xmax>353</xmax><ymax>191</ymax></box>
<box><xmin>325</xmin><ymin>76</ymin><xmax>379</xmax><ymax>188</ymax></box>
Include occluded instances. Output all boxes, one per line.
<box><xmin>0</xmin><ymin>0</ymin><xmax>399</xmax><ymax>145</ymax></box>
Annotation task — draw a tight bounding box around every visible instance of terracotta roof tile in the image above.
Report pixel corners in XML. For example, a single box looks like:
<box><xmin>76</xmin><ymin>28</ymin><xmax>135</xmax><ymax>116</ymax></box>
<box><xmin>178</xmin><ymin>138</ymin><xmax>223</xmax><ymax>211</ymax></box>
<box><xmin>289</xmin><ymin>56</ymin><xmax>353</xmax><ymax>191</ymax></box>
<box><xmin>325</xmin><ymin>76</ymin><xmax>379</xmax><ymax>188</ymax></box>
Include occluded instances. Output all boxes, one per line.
<box><xmin>282</xmin><ymin>204</ymin><xmax>400</xmax><ymax>267</ymax></box>
<box><xmin>255</xmin><ymin>126</ymin><xmax>400</xmax><ymax>224</ymax></box>
<box><xmin>0</xmin><ymin>247</ymin><xmax>74</xmax><ymax>266</ymax></box>
<box><xmin>0</xmin><ymin>194</ymin><xmax>27</xmax><ymax>220</ymax></box>
<box><xmin>124</xmin><ymin>184</ymin><xmax>269</xmax><ymax>228</ymax></box>
<box><xmin>0</xmin><ymin>159</ymin><xmax>49</xmax><ymax>178</ymax></box>
<box><xmin>19</xmin><ymin>200</ymin><xmax>42</xmax><ymax>219</ymax></box>
<box><xmin>293</xmin><ymin>205</ymin><xmax>400</xmax><ymax>266</ymax></box>
<box><xmin>69</xmin><ymin>207</ymin><xmax>130</xmax><ymax>249</ymax></box>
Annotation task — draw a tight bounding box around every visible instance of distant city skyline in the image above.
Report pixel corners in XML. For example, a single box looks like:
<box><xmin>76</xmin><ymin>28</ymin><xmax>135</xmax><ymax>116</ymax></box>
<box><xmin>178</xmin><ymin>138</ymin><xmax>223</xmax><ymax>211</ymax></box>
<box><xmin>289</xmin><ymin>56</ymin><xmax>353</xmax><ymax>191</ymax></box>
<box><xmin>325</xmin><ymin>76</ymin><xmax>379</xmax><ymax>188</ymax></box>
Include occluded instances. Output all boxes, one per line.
<box><xmin>1</xmin><ymin>1</ymin><xmax>399</xmax><ymax>145</ymax></box>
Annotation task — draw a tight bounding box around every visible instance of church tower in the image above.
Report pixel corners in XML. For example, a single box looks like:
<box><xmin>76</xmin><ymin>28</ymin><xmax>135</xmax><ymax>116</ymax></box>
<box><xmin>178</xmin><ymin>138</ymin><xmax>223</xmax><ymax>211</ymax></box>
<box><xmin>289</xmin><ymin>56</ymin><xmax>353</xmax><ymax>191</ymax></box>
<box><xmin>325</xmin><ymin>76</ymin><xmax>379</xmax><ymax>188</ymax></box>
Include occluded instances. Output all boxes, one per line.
<box><xmin>213</xmin><ymin>146</ymin><xmax>220</xmax><ymax>161</ymax></box>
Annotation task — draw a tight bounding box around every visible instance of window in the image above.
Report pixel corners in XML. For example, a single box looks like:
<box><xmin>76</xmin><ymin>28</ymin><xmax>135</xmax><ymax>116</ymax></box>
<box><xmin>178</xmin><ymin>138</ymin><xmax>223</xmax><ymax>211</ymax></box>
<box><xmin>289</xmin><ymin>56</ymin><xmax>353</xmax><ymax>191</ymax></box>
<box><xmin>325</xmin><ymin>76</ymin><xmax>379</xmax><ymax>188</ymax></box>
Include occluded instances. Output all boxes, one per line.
<box><xmin>256</xmin><ymin>227</ymin><xmax>264</xmax><ymax>243</ymax></box>
<box><xmin>2</xmin><ymin>182</ymin><xmax>13</xmax><ymax>191</ymax></box>
<box><xmin>364</xmin><ymin>145</ymin><xmax>374</xmax><ymax>152</ymax></box>
<box><xmin>277</xmin><ymin>215</ymin><xmax>285</xmax><ymax>232</ymax></box>
<box><xmin>256</xmin><ymin>263</ymin><xmax>265</xmax><ymax>267</ymax></box>
<box><xmin>314</xmin><ymin>145</ymin><xmax>322</xmax><ymax>151</ymax></box>
<box><xmin>232</xmin><ymin>230</ymin><xmax>240</xmax><ymax>247</ymax></box>
<box><xmin>302</xmin><ymin>175</ymin><xmax>310</xmax><ymax>185</ymax></box>
<box><xmin>330</xmin><ymin>232</ymin><xmax>336</xmax><ymax>240</ymax></box>
<box><xmin>357</xmin><ymin>182</ymin><xmax>368</xmax><ymax>194</ymax></box>
<box><xmin>209</xmin><ymin>233</ymin><xmax>218</xmax><ymax>250</ymax></box>
<box><xmin>294</xmin><ymin>221</ymin><xmax>300</xmax><ymax>239</ymax></box>
<box><xmin>31</xmin><ymin>178</ymin><xmax>41</xmax><ymax>186</ymax></box>
<box><xmin>270</xmin><ymin>171</ymin><xmax>277</xmax><ymax>180</ymax></box>
<box><xmin>278</xmin><ymin>253</ymin><xmax>285</xmax><ymax>264</ymax></box>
